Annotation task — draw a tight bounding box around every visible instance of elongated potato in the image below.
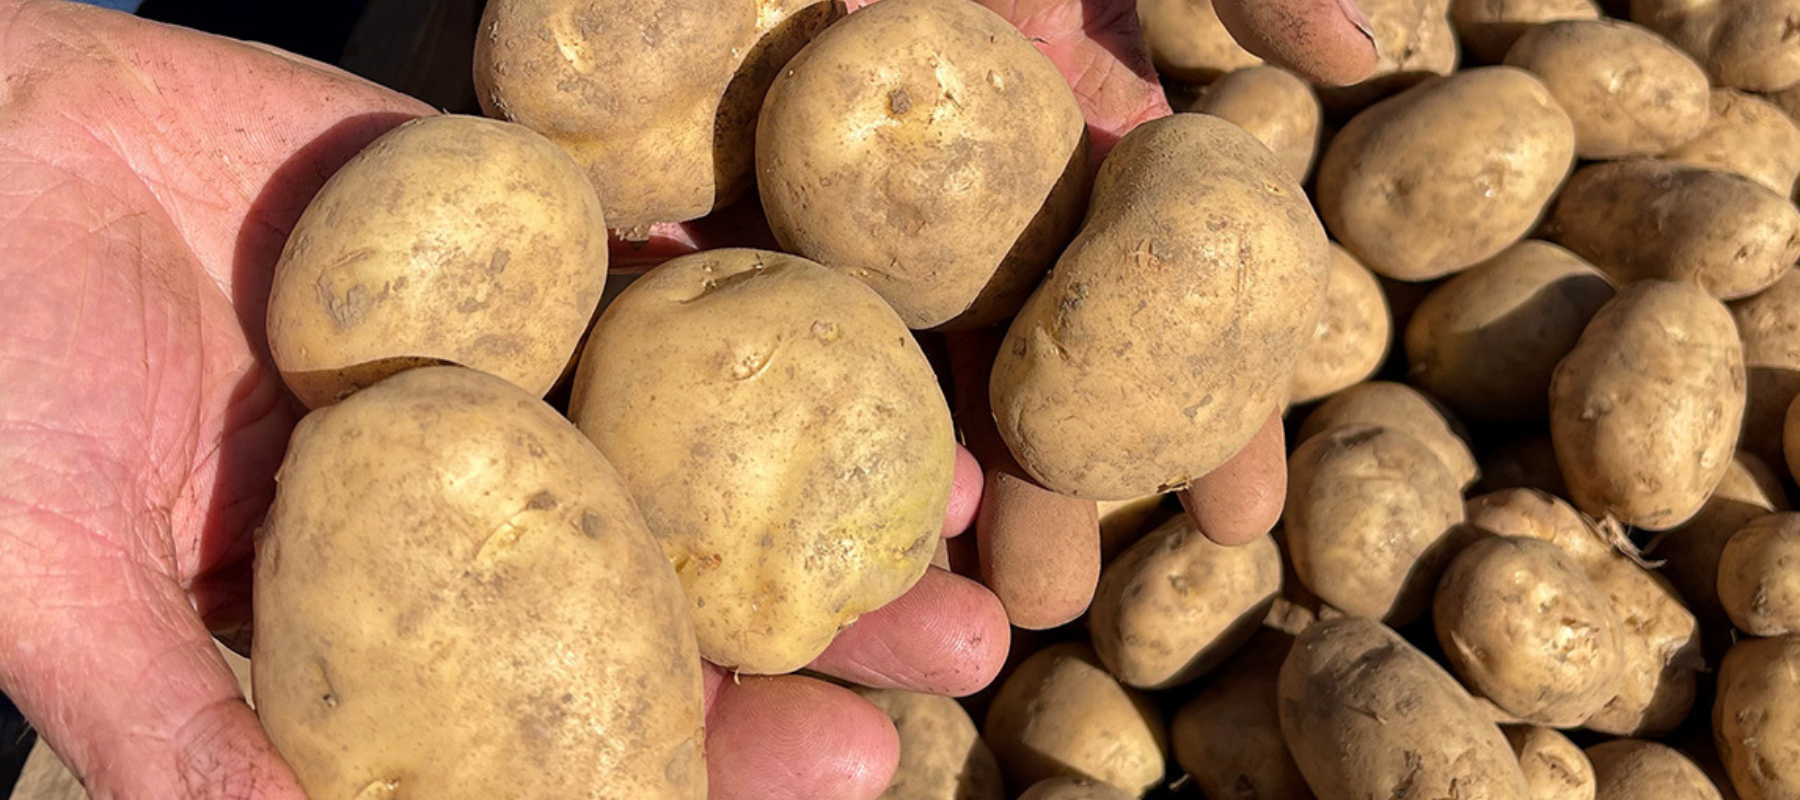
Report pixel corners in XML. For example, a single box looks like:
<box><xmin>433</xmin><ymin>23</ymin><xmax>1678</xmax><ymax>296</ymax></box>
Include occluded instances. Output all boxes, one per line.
<box><xmin>990</xmin><ymin>113</ymin><xmax>1329</xmax><ymax>501</ymax></box>
<box><xmin>1632</xmin><ymin>0</ymin><xmax>1800</xmax><ymax>91</ymax></box>
<box><xmin>1502</xmin><ymin>20</ymin><xmax>1711</xmax><ymax>159</ymax></box>
<box><xmin>1588</xmin><ymin>740</ymin><xmax>1722</xmax><ymax>800</ymax></box>
<box><xmin>254</xmin><ymin>367</ymin><xmax>705</xmax><ymax>800</ymax></box>
<box><xmin>1650</xmin><ymin>452</ymin><xmax>1785</xmax><ymax>625</ymax></box>
<box><xmin>858</xmin><ymin>689</ymin><xmax>1005</xmax><ymax>800</ymax></box>
<box><xmin>1016</xmin><ymin>778</ymin><xmax>1135</xmax><ymax>800</ymax></box>
<box><xmin>1550</xmin><ymin>280</ymin><xmax>1745</xmax><ymax>530</ymax></box>
<box><xmin>1719</xmin><ymin>513</ymin><xmax>1800</xmax><ymax>636</ymax></box>
<box><xmin>1186</xmin><ymin>66</ymin><xmax>1322</xmax><ymax>182</ymax></box>
<box><xmin>1296</xmin><ymin>381</ymin><xmax>1479</xmax><ymax>488</ymax></box>
<box><xmin>985</xmin><ymin>643</ymin><xmax>1166</xmax><ymax>797</ymax></box>
<box><xmin>1732</xmin><ymin>269</ymin><xmax>1800</xmax><ymax>473</ymax></box>
<box><xmin>1137</xmin><ymin>0</ymin><xmax>1260</xmax><ymax>83</ymax></box>
<box><xmin>1452</xmin><ymin>0</ymin><xmax>1600</xmax><ymax>63</ymax></box>
<box><xmin>1504</xmin><ymin>726</ymin><xmax>1597</xmax><ymax>800</ymax></box>
<box><xmin>1171</xmin><ymin>632</ymin><xmax>1311</xmax><ymax>800</ymax></box>
<box><xmin>1665</xmin><ymin>90</ymin><xmax>1800</xmax><ymax>196</ymax></box>
<box><xmin>1289</xmin><ymin>245</ymin><xmax>1391</xmax><ymax>405</ymax></box>
<box><xmin>1714</xmin><ymin>635</ymin><xmax>1800</xmax><ymax>800</ymax></box>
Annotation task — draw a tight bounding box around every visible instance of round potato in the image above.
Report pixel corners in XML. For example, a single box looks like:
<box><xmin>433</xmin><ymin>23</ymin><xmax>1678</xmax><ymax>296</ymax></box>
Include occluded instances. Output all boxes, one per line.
<box><xmin>1587</xmin><ymin>740</ymin><xmax>1722</xmax><ymax>800</ymax></box>
<box><xmin>1315</xmin><ymin>0</ymin><xmax>1458</xmax><ymax>113</ymax></box>
<box><xmin>1714</xmin><ymin>635</ymin><xmax>1800</xmax><ymax>800</ymax></box>
<box><xmin>1504</xmin><ymin>726</ymin><xmax>1597</xmax><ymax>800</ymax></box>
<box><xmin>267</xmin><ymin>115</ymin><xmax>608</xmax><ymax>409</ymax></box>
<box><xmin>569</xmin><ymin>249</ymin><xmax>955</xmax><ymax>674</ymax></box>
<box><xmin>1632</xmin><ymin>0</ymin><xmax>1800</xmax><ymax>91</ymax></box>
<box><xmin>984</xmin><ymin>643</ymin><xmax>1167</xmax><ymax>797</ymax></box>
<box><xmin>1016</xmin><ymin>778</ymin><xmax>1135</xmax><ymax>800</ymax></box>
<box><xmin>1317</xmin><ymin>67</ymin><xmax>1576</xmax><ymax>281</ymax></box>
<box><xmin>1732</xmin><ymin>269</ymin><xmax>1800</xmax><ymax>473</ymax></box>
<box><xmin>1136</xmin><ymin>0</ymin><xmax>1260</xmax><ymax>83</ymax></box>
<box><xmin>1405</xmin><ymin>240</ymin><xmax>1614</xmax><ymax>422</ymax></box>
<box><xmin>1664</xmin><ymin>90</ymin><xmax>1800</xmax><ymax>196</ymax></box>
<box><xmin>1452</xmin><ymin>0</ymin><xmax>1600</xmax><ymax>64</ymax></box>
<box><xmin>1502</xmin><ymin>20</ymin><xmax>1710</xmax><ymax>159</ymax></box>
<box><xmin>857</xmin><ymin>689</ymin><xmax>1005</xmax><ymax>800</ymax></box>
<box><xmin>1477</xmin><ymin>432</ymin><xmax>1569</xmax><ymax>497</ymax></box>
<box><xmin>1185</xmin><ymin>65</ymin><xmax>1322</xmax><ymax>182</ymax></box>
<box><xmin>757</xmin><ymin>0</ymin><xmax>1088</xmax><ymax>330</ymax></box>
<box><xmin>1649</xmin><ymin>452</ymin><xmax>1785</xmax><ymax>626</ymax></box>
<box><xmin>1719</xmin><ymin>513</ymin><xmax>1800</xmax><ymax>636</ymax></box>
<box><xmin>1296</xmin><ymin>381</ymin><xmax>1480</xmax><ymax>488</ymax></box>
<box><xmin>1289</xmin><ymin>245</ymin><xmax>1391</xmax><ymax>404</ymax></box>
<box><xmin>1278</xmin><ymin>617</ymin><xmax>1532</xmax><ymax>800</ymax></box>
<box><xmin>254</xmin><ymin>367</ymin><xmax>705</xmax><ymax>800</ymax></box>
<box><xmin>990</xmin><ymin>113</ymin><xmax>1329</xmax><ymax>501</ymax></box>
<box><xmin>1550</xmin><ymin>280</ymin><xmax>1746</xmax><ymax>530</ymax></box>
<box><xmin>1170</xmin><ymin>632</ymin><xmax>1312</xmax><ymax>800</ymax></box>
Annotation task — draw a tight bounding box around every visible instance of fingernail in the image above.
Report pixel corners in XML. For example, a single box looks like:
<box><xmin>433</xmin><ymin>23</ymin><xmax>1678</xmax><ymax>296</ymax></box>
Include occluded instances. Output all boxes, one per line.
<box><xmin>1336</xmin><ymin>0</ymin><xmax>1376</xmax><ymax>44</ymax></box>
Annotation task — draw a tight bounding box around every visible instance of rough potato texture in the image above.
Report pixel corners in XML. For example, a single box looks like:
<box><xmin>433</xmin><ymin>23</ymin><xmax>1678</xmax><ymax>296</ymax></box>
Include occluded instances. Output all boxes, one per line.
<box><xmin>569</xmin><ymin>249</ymin><xmax>954</xmax><ymax>674</ymax></box>
<box><xmin>1135</xmin><ymin>0</ymin><xmax>1260</xmax><ymax>83</ymax></box>
<box><xmin>1632</xmin><ymin>0</ymin><xmax>1800</xmax><ymax>91</ymax></box>
<box><xmin>1016</xmin><ymin>778</ymin><xmax>1136</xmax><ymax>800</ymax></box>
<box><xmin>985</xmin><ymin>643</ymin><xmax>1167</xmax><ymax>797</ymax></box>
<box><xmin>1503</xmin><ymin>20</ymin><xmax>1711</xmax><ymax>159</ymax></box>
<box><xmin>858</xmin><ymin>689</ymin><xmax>1005</xmax><ymax>800</ymax></box>
<box><xmin>757</xmin><ymin>0</ymin><xmax>1088</xmax><ymax>330</ymax></box>
<box><xmin>1289</xmin><ymin>245</ymin><xmax>1390</xmax><ymax>404</ymax></box>
<box><xmin>1651</xmin><ymin>452</ymin><xmax>1786</xmax><ymax>626</ymax></box>
<box><xmin>1171</xmin><ymin>632</ymin><xmax>1313</xmax><ymax>800</ymax></box>
<box><xmin>1285</xmin><ymin>425</ymin><xmax>1469</xmax><ymax>624</ymax></box>
<box><xmin>1588</xmin><ymin>741</ymin><xmax>1723</xmax><ymax>800</ymax></box>
<box><xmin>1278</xmin><ymin>617</ymin><xmax>1532</xmax><ymax>800</ymax></box>
<box><xmin>1714</xmin><ymin>636</ymin><xmax>1800</xmax><ymax>800</ymax></box>
<box><xmin>1452</xmin><ymin>0</ymin><xmax>1600</xmax><ymax>63</ymax></box>
<box><xmin>1185</xmin><ymin>66</ymin><xmax>1322</xmax><ymax>182</ymax></box>
<box><xmin>1316</xmin><ymin>0</ymin><xmax>1458</xmax><ymax>112</ymax></box>
<box><xmin>1089</xmin><ymin>516</ymin><xmax>1282</xmax><ymax>689</ymax></box>
<box><xmin>267</xmin><ymin>115</ymin><xmax>608</xmax><ymax>408</ymax></box>
<box><xmin>1504</xmin><ymin>726</ymin><xmax>1597</xmax><ymax>800</ymax></box>
<box><xmin>1719</xmin><ymin>513</ymin><xmax>1800</xmax><ymax>635</ymax></box>
<box><xmin>1733</xmin><ymin>270</ymin><xmax>1800</xmax><ymax>473</ymax></box>
<box><xmin>990</xmin><ymin>113</ymin><xmax>1329</xmax><ymax>501</ymax></box>
<box><xmin>1546</xmin><ymin>161</ymin><xmax>1800</xmax><ymax>301</ymax></box>
<box><xmin>1406</xmin><ymin>240</ymin><xmax>1614</xmax><ymax>422</ymax></box>
<box><xmin>1665</xmin><ymin>90</ymin><xmax>1800</xmax><ymax>196</ymax></box>
<box><xmin>1317</xmin><ymin>68</ymin><xmax>1576</xmax><ymax>281</ymax></box>
<box><xmin>254</xmin><ymin>367</ymin><xmax>705</xmax><ymax>800</ymax></box>
<box><xmin>1296</xmin><ymin>381</ymin><xmax>1480</xmax><ymax>488</ymax></box>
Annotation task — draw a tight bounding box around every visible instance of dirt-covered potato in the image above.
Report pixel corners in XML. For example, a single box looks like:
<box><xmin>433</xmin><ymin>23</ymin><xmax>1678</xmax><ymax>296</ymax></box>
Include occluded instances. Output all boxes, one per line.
<box><xmin>1650</xmin><ymin>452</ymin><xmax>1786</xmax><ymax>626</ymax></box>
<box><xmin>569</xmin><ymin>249</ymin><xmax>954</xmax><ymax>674</ymax></box>
<box><xmin>1289</xmin><ymin>245</ymin><xmax>1391</xmax><ymax>404</ymax></box>
<box><xmin>1317</xmin><ymin>68</ymin><xmax>1576</xmax><ymax>281</ymax></box>
<box><xmin>1546</xmin><ymin>161</ymin><xmax>1800</xmax><ymax>301</ymax></box>
<box><xmin>1478</xmin><ymin>433</ymin><xmax>1569</xmax><ymax>496</ymax></box>
<box><xmin>1185</xmin><ymin>66</ymin><xmax>1321</xmax><ymax>182</ymax></box>
<box><xmin>475</xmin><ymin>0</ymin><xmax>840</xmax><ymax>228</ymax></box>
<box><xmin>1587</xmin><ymin>740</ymin><xmax>1723</xmax><ymax>800</ymax></box>
<box><xmin>1279</xmin><ymin>617</ymin><xmax>1532</xmax><ymax>800</ymax></box>
<box><xmin>1733</xmin><ymin>269</ymin><xmax>1800</xmax><ymax>473</ymax></box>
<box><xmin>990</xmin><ymin>113</ymin><xmax>1328</xmax><ymax>501</ymax></box>
<box><xmin>1664</xmin><ymin>90</ymin><xmax>1800</xmax><ymax>196</ymax></box>
<box><xmin>1406</xmin><ymin>241</ymin><xmax>1614</xmax><ymax>422</ymax></box>
<box><xmin>1719</xmin><ymin>513</ymin><xmax>1800</xmax><ymax>636</ymax></box>
<box><xmin>1016</xmin><ymin>778</ymin><xmax>1136</xmax><ymax>800</ymax></box>
<box><xmin>254</xmin><ymin>367</ymin><xmax>704</xmax><ymax>799</ymax></box>
<box><xmin>985</xmin><ymin>643</ymin><xmax>1167</xmax><ymax>797</ymax></box>
<box><xmin>1137</xmin><ymin>0</ymin><xmax>1260</xmax><ymax>82</ymax></box>
<box><xmin>1171</xmin><ymin>632</ymin><xmax>1312</xmax><ymax>800</ymax></box>
<box><xmin>1434</xmin><ymin>536</ymin><xmax>1624</xmax><ymax>727</ymax></box>
<box><xmin>857</xmin><ymin>689</ymin><xmax>1005</xmax><ymax>800</ymax></box>
<box><xmin>1550</xmin><ymin>280</ymin><xmax>1745</xmax><ymax>530</ymax></box>
<box><xmin>757</xmin><ymin>0</ymin><xmax>1088</xmax><ymax>330</ymax></box>
<box><xmin>1502</xmin><ymin>20</ymin><xmax>1710</xmax><ymax>159</ymax></box>
<box><xmin>1714</xmin><ymin>635</ymin><xmax>1800</xmax><ymax>800</ymax></box>
<box><xmin>1504</xmin><ymin>726</ymin><xmax>1597</xmax><ymax>800</ymax></box>
<box><xmin>1632</xmin><ymin>0</ymin><xmax>1800</xmax><ymax>91</ymax></box>
<box><xmin>1316</xmin><ymin>0</ymin><xmax>1459</xmax><ymax>112</ymax></box>
<box><xmin>1285</xmin><ymin>425</ymin><xmax>1468</xmax><ymax>624</ymax></box>
<box><xmin>1089</xmin><ymin>515</ymin><xmax>1281</xmax><ymax>689</ymax></box>
<box><xmin>267</xmin><ymin>115</ymin><xmax>608</xmax><ymax>409</ymax></box>
<box><xmin>1452</xmin><ymin>0</ymin><xmax>1600</xmax><ymax>64</ymax></box>
<box><xmin>1296</xmin><ymin>381</ymin><xmax>1480</xmax><ymax>488</ymax></box>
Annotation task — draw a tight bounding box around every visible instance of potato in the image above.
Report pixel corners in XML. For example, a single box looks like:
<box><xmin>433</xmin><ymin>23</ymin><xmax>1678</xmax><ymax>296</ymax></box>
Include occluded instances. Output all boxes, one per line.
<box><xmin>756</xmin><ymin>0</ymin><xmax>1088</xmax><ymax>330</ymax></box>
<box><xmin>1733</xmin><ymin>269</ymin><xmax>1800</xmax><ymax>473</ymax></box>
<box><xmin>1135</xmin><ymin>0</ymin><xmax>1260</xmax><ymax>83</ymax></box>
<box><xmin>1504</xmin><ymin>726</ymin><xmax>1597</xmax><ymax>800</ymax></box>
<box><xmin>1016</xmin><ymin>778</ymin><xmax>1135</xmax><ymax>800</ymax></box>
<box><xmin>990</xmin><ymin>113</ymin><xmax>1329</xmax><ymax>501</ymax></box>
<box><xmin>857</xmin><ymin>689</ymin><xmax>1004</xmax><ymax>800</ymax></box>
<box><xmin>1649</xmin><ymin>452</ymin><xmax>1785</xmax><ymax>625</ymax></box>
<box><xmin>1719</xmin><ymin>513</ymin><xmax>1800</xmax><ymax>636</ymax></box>
<box><xmin>1502</xmin><ymin>20</ymin><xmax>1710</xmax><ymax>159</ymax></box>
<box><xmin>1317</xmin><ymin>68</ymin><xmax>1576</xmax><ymax>281</ymax></box>
<box><xmin>1550</xmin><ymin>280</ymin><xmax>1745</xmax><ymax>530</ymax></box>
<box><xmin>1097</xmin><ymin>494</ymin><xmax>1175</xmax><ymax>563</ymax></box>
<box><xmin>1406</xmin><ymin>240</ymin><xmax>1614</xmax><ymax>422</ymax></box>
<box><xmin>1546</xmin><ymin>161</ymin><xmax>1800</xmax><ymax>301</ymax></box>
<box><xmin>1285</xmin><ymin>425</ymin><xmax>1468</xmax><ymax>624</ymax></box>
<box><xmin>569</xmin><ymin>249</ymin><xmax>954</xmax><ymax>674</ymax></box>
<box><xmin>1632</xmin><ymin>0</ymin><xmax>1800</xmax><ymax>91</ymax></box>
<box><xmin>1714</xmin><ymin>635</ymin><xmax>1800</xmax><ymax>800</ymax></box>
<box><xmin>267</xmin><ymin>115</ymin><xmax>608</xmax><ymax>409</ymax></box>
<box><xmin>1587</xmin><ymin>740</ymin><xmax>1723</xmax><ymax>800</ymax></box>
<box><xmin>985</xmin><ymin>643</ymin><xmax>1167</xmax><ymax>797</ymax></box>
<box><xmin>1787</xmin><ymin>395</ymin><xmax>1800</xmax><ymax>480</ymax></box>
<box><xmin>253</xmin><ymin>367</ymin><xmax>704</xmax><ymax>799</ymax></box>
<box><xmin>1289</xmin><ymin>245</ymin><xmax>1391</xmax><ymax>404</ymax></box>
<box><xmin>1477</xmin><ymin>432</ymin><xmax>1569</xmax><ymax>497</ymax></box>
<box><xmin>1665</xmin><ymin>91</ymin><xmax>1800</xmax><ymax>196</ymax></box>
<box><xmin>1278</xmin><ymin>617</ymin><xmax>1532</xmax><ymax>800</ymax></box>
<box><xmin>1452</xmin><ymin>0</ymin><xmax>1600</xmax><ymax>64</ymax></box>
<box><xmin>1170</xmin><ymin>632</ymin><xmax>1312</xmax><ymax>800</ymax></box>
<box><xmin>1315</xmin><ymin>0</ymin><xmax>1459</xmax><ymax>113</ymax></box>
<box><xmin>1089</xmin><ymin>515</ymin><xmax>1282</xmax><ymax>689</ymax></box>
<box><xmin>1185</xmin><ymin>66</ymin><xmax>1322</xmax><ymax>182</ymax></box>
<box><xmin>1296</xmin><ymin>381</ymin><xmax>1480</xmax><ymax>488</ymax></box>
<box><xmin>1433</xmin><ymin>536</ymin><xmax>1625</xmax><ymax>727</ymax></box>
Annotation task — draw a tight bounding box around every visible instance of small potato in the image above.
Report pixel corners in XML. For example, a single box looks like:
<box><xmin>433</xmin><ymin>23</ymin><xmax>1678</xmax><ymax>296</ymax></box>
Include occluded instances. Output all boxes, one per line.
<box><xmin>1289</xmin><ymin>245</ymin><xmax>1391</xmax><ymax>405</ymax></box>
<box><xmin>1719</xmin><ymin>513</ymin><xmax>1800</xmax><ymax>635</ymax></box>
<box><xmin>1278</xmin><ymin>617</ymin><xmax>1532</xmax><ymax>800</ymax></box>
<box><xmin>1550</xmin><ymin>280</ymin><xmax>1746</xmax><ymax>530</ymax></box>
<box><xmin>1478</xmin><ymin>433</ymin><xmax>1570</xmax><ymax>496</ymax></box>
<box><xmin>267</xmin><ymin>115</ymin><xmax>608</xmax><ymax>409</ymax></box>
<box><xmin>1433</xmin><ymin>536</ymin><xmax>1625</xmax><ymax>727</ymax></box>
<box><xmin>1405</xmin><ymin>240</ymin><xmax>1615</xmax><ymax>422</ymax></box>
<box><xmin>1089</xmin><ymin>515</ymin><xmax>1282</xmax><ymax>689</ymax></box>
<box><xmin>1452</xmin><ymin>0</ymin><xmax>1600</xmax><ymax>64</ymax></box>
<box><xmin>1016</xmin><ymin>778</ymin><xmax>1135</xmax><ymax>800</ymax></box>
<box><xmin>1504</xmin><ymin>726</ymin><xmax>1597</xmax><ymax>800</ymax></box>
<box><xmin>1732</xmin><ymin>269</ymin><xmax>1800</xmax><ymax>473</ymax></box>
<box><xmin>1502</xmin><ymin>20</ymin><xmax>1710</xmax><ymax>159</ymax></box>
<box><xmin>1185</xmin><ymin>66</ymin><xmax>1322</xmax><ymax>182</ymax></box>
<box><xmin>1170</xmin><ymin>632</ymin><xmax>1312</xmax><ymax>800</ymax></box>
<box><xmin>1315</xmin><ymin>0</ymin><xmax>1458</xmax><ymax>113</ymax></box>
<box><xmin>1317</xmin><ymin>68</ymin><xmax>1576</xmax><ymax>281</ymax></box>
<box><xmin>984</xmin><ymin>643</ymin><xmax>1167</xmax><ymax>797</ymax></box>
<box><xmin>1649</xmin><ymin>452</ymin><xmax>1785</xmax><ymax>626</ymax></box>
<box><xmin>1545</xmin><ymin>161</ymin><xmax>1800</xmax><ymax>301</ymax></box>
<box><xmin>1714</xmin><ymin>635</ymin><xmax>1800</xmax><ymax>800</ymax></box>
<box><xmin>1587</xmin><ymin>740</ymin><xmax>1723</xmax><ymax>800</ymax></box>
<box><xmin>1136</xmin><ymin>0</ymin><xmax>1260</xmax><ymax>83</ymax></box>
<box><xmin>1664</xmin><ymin>91</ymin><xmax>1800</xmax><ymax>196</ymax></box>
<box><xmin>1632</xmin><ymin>0</ymin><xmax>1800</xmax><ymax>91</ymax></box>
<box><xmin>1297</xmin><ymin>381</ymin><xmax>1480</xmax><ymax>488</ymax></box>
<box><xmin>1285</xmin><ymin>425</ymin><xmax>1468</xmax><ymax>624</ymax></box>
<box><xmin>857</xmin><ymin>689</ymin><xmax>1005</xmax><ymax>800</ymax></box>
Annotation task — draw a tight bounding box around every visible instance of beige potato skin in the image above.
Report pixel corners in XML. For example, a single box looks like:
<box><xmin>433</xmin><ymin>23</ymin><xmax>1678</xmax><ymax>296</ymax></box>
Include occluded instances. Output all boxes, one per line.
<box><xmin>757</xmin><ymin>0</ymin><xmax>1088</xmax><ymax>330</ymax></box>
<box><xmin>1089</xmin><ymin>515</ymin><xmax>1282</xmax><ymax>689</ymax></box>
<box><xmin>1171</xmin><ymin>632</ymin><xmax>1313</xmax><ymax>800</ymax></box>
<box><xmin>1296</xmin><ymin>381</ymin><xmax>1480</xmax><ymax>488</ymax></box>
<box><xmin>1714</xmin><ymin>635</ymin><xmax>1800</xmax><ymax>800</ymax></box>
<box><xmin>1545</xmin><ymin>161</ymin><xmax>1800</xmax><ymax>300</ymax></box>
<box><xmin>1317</xmin><ymin>0</ymin><xmax>1458</xmax><ymax>112</ymax></box>
<box><xmin>1452</xmin><ymin>0</ymin><xmax>1600</xmax><ymax>64</ymax></box>
<box><xmin>1317</xmin><ymin>67</ymin><xmax>1575</xmax><ymax>281</ymax></box>
<box><xmin>985</xmin><ymin>643</ymin><xmax>1167</xmax><ymax>797</ymax></box>
<box><xmin>1406</xmin><ymin>240</ymin><xmax>1614</xmax><ymax>422</ymax></box>
<box><xmin>1632</xmin><ymin>0</ymin><xmax>1800</xmax><ymax>91</ymax></box>
<box><xmin>1503</xmin><ymin>20</ymin><xmax>1711</xmax><ymax>159</ymax></box>
<box><xmin>1719</xmin><ymin>513</ymin><xmax>1800</xmax><ymax>635</ymax></box>
<box><xmin>1278</xmin><ymin>617</ymin><xmax>1532</xmax><ymax>800</ymax></box>
<box><xmin>1504</xmin><ymin>726</ymin><xmax>1597</xmax><ymax>800</ymax></box>
<box><xmin>1289</xmin><ymin>245</ymin><xmax>1391</xmax><ymax>404</ymax></box>
<box><xmin>1733</xmin><ymin>270</ymin><xmax>1800</xmax><ymax>472</ymax></box>
<box><xmin>254</xmin><ymin>367</ymin><xmax>704</xmax><ymax>800</ymax></box>
<box><xmin>858</xmin><ymin>689</ymin><xmax>1005</xmax><ymax>800</ymax></box>
<box><xmin>1136</xmin><ymin>0</ymin><xmax>1260</xmax><ymax>83</ymax></box>
<box><xmin>1016</xmin><ymin>778</ymin><xmax>1136</xmax><ymax>800</ymax></box>
<box><xmin>267</xmin><ymin>115</ymin><xmax>608</xmax><ymax>408</ymax></box>
<box><xmin>1665</xmin><ymin>90</ymin><xmax>1800</xmax><ymax>196</ymax></box>
<box><xmin>991</xmin><ymin>113</ymin><xmax>1328</xmax><ymax>501</ymax></box>
<box><xmin>1587</xmin><ymin>740</ymin><xmax>1723</xmax><ymax>800</ymax></box>
<box><xmin>1186</xmin><ymin>66</ymin><xmax>1322</xmax><ymax>182</ymax></box>
<box><xmin>569</xmin><ymin>249</ymin><xmax>954</xmax><ymax>674</ymax></box>
<box><xmin>1651</xmin><ymin>452</ymin><xmax>1785</xmax><ymax>625</ymax></box>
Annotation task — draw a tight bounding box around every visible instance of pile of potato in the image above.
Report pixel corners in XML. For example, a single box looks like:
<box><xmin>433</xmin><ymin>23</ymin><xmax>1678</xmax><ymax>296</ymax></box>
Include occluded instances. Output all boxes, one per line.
<box><xmin>242</xmin><ymin>0</ymin><xmax>1800</xmax><ymax>796</ymax></box>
